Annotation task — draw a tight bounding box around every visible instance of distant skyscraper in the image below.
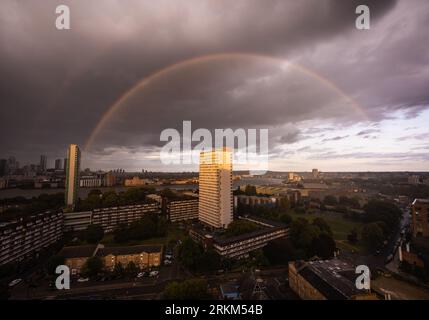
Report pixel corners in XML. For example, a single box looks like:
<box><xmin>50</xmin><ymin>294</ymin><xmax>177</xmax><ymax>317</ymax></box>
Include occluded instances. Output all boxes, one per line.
<box><xmin>64</xmin><ymin>158</ymin><xmax>68</xmax><ymax>171</ymax></box>
<box><xmin>0</xmin><ymin>159</ymin><xmax>7</xmax><ymax>177</ymax></box>
<box><xmin>40</xmin><ymin>155</ymin><xmax>47</xmax><ymax>172</ymax></box>
<box><xmin>312</xmin><ymin>168</ymin><xmax>319</xmax><ymax>179</ymax></box>
<box><xmin>65</xmin><ymin>144</ymin><xmax>81</xmax><ymax>208</ymax></box>
<box><xmin>55</xmin><ymin>158</ymin><xmax>62</xmax><ymax>170</ymax></box>
<box><xmin>7</xmin><ymin>156</ymin><xmax>17</xmax><ymax>174</ymax></box>
<box><xmin>198</xmin><ymin>148</ymin><xmax>233</xmax><ymax>229</ymax></box>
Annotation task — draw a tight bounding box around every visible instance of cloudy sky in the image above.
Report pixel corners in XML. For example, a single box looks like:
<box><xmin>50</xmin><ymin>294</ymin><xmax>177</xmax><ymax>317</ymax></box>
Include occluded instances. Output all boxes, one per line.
<box><xmin>1</xmin><ymin>0</ymin><xmax>429</xmax><ymax>172</ymax></box>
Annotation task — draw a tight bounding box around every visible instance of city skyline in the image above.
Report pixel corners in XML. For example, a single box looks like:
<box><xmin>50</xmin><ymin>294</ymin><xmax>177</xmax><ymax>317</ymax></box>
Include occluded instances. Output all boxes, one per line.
<box><xmin>1</xmin><ymin>0</ymin><xmax>429</xmax><ymax>172</ymax></box>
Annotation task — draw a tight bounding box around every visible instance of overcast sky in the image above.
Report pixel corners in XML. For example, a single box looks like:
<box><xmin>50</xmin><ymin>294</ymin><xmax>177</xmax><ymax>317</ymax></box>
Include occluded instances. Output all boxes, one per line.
<box><xmin>1</xmin><ymin>0</ymin><xmax>428</xmax><ymax>172</ymax></box>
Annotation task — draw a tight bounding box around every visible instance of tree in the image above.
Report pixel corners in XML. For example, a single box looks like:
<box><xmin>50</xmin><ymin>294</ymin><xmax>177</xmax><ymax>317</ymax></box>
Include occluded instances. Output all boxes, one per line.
<box><xmin>264</xmin><ymin>238</ymin><xmax>296</xmax><ymax>264</ymax></box>
<box><xmin>361</xmin><ymin>223</ymin><xmax>384</xmax><ymax>251</ymax></box>
<box><xmin>84</xmin><ymin>224</ymin><xmax>104</xmax><ymax>244</ymax></box>
<box><xmin>113</xmin><ymin>224</ymin><xmax>130</xmax><ymax>243</ymax></box>
<box><xmin>278</xmin><ymin>197</ymin><xmax>290</xmax><ymax>211</ymax></box>
<box><xmin>178</xmin><ymin>237</ymin><xmax>202</xmax><ymax>271</ymax></box>
<box><xmin>347</xmin><ymin>228</ymin><xmax>359</xmax><ymax>244</ymax></box>
<box><xmin>113</xmin><ymin>262</ymin><xmax>125</xmax><ymax>277</ymax></box>
<box><xmin>324</xmin><ymin>195</ymin><xmax>337</xmax><ymax>205</ymax></box>
<box><xmin>312</xmin><ymin>217</ymin><xmax>333</xmax><ymax>236</ymax></box>
<box><xmin>160</xmin><ymin>188</ymin><xmax>176</xmax><ymax>198</ymax></box>
<box><xmin>102</xmin><ymin>191</ymin><xmax>119</xmax><ymax>207</ymax></box>
<box><xmin>244</xmin><ymin>185</ymin><xmax>257</xmax><ymax>196</ymax></box>
<box><xmin>196</xmin><ymin>249</ymin><xmax>221</xmax><ymax>273</ymax></box>
<box><xmin>363</xmin><ymin>200</ymin><xmax>402</xmax><ymax>233</ymax></box>
<box><xmin>224</xmin><ymin>220</ymin><xmax>259</xmax><ymax>237</ymax></box>
<box><xmin>81</xmin><ymin>256</ymin><xmax>104</xmax><ymax>277</ymax></box>
<box><xmin>311</xmin><ymin>234</ymin><xmax>336</xmax><ymax>259</ymax></box>
<box><xmin>279</xmin><ymin>213</ymin><xmax>292</xmax><ymax>225</ymax></box>
<box><xmin>290</xmin><ymin>218</ymin><xmax>320</xmax><ymax>255</ymax></box>
<box><xmin>125</xmin><ymin>261</ymin><xmax>139</xmax><ymax>276</ymax></box>
<box><xmin>45</xmin><ymin>255</ymin><xmax>65</xmax><ymax>275</ymax></box>
<box><xmin>163</xmin><ymin>279</ymin><xmax>211</xmax><ymax>300</ymax></box>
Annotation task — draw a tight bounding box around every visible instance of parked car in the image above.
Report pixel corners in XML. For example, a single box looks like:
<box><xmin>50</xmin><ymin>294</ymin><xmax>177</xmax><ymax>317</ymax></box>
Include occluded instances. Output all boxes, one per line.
<box><xmin>164</xmin><ymin>259</ymin><xmax>172</xmax><ymax>266</ymax></box>
<box><xmin>137</xmin><ymin>272</ymin><xmax>146</xmax><ymax>278</ymax></box>
<box><xmin>149</xmin><ymin>271</ymin><xmax>159</xmax><ymax>277</ymax></box>
<box><xmin>8</xmin><ymin>278</ymin><xmax>22</xmax><ymax>287</ymax></box>
<box><xmin>77</xmin><ymin>277</ymin><xmax>89</xmax><ymax>283</ymax></box>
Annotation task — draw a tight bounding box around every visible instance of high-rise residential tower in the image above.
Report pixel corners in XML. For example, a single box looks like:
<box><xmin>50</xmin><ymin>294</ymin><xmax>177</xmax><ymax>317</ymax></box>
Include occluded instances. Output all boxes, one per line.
<box><xmin>198</xmin><ymin>148</ymin><xmax>233</xmax><ymax>229</ymax></box>
<box><xmin>40</xmin><ymin>155</ymin><xmax>47</xmax><ymax>172</ymax></box>
<box><xmin>65</xmin><ymin>144</ymin><xmax>81</xmax><ymax>208</ymax></box>
<box><xmin>55</xmin><ymin>158</ymin><xmax>62</xmax><ymax>170</ymax></box>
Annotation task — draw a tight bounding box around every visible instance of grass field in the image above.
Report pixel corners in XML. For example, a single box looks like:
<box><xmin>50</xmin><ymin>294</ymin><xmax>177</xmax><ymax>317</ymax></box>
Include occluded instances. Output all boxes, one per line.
<box><xmin>100</xmin><ymin>223</ymin><xmax>187</xmax><ymax>247</ymax></box>
<box><xmin>288</xmin><ymin>211</ymin><xmax>367</xmax><ymax>253</ymax></box>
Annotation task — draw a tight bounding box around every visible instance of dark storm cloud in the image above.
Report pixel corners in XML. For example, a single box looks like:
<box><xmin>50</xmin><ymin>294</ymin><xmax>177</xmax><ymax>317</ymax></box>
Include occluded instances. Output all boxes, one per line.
<box><xmin>3</xmin><ymin>0</ymin><xmax>429</xmax><ymax>170</ymax></box>
<box><xmin>322</xmin><ymin>135</ymin><xmax>349</xmax><ymax>142</ymax></box>
<box><xmin>356</xmin><ymin>129</ymin><xmax>380</xmax><ymax>136</ymax></box>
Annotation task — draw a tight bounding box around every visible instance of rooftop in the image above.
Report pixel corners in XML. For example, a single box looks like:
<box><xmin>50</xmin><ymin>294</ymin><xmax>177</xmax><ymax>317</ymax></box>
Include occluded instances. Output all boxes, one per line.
<box><xmin>58</xmin><ymin>245</ymin><xmax>98</xmax><ymax>259</ymax></box>
<box><xmin>413</xmin><ymin>198</ymin><xmax>429</xmax><ymax>205</ymax></box>
<box><xmin>294</xmin><ymin>259</ymin><xmax>361</xmax><ymax>300</ymax></box>
<box><xmin>96</xmin><ymin>244</ymin><xmax>163</xmax><ymax>256</ymax></box>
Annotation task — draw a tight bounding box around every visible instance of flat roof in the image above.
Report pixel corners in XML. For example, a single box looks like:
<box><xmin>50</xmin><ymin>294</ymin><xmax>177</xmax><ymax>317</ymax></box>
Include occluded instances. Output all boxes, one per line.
<box><xmin>296</xmin><ymin>259</ymin><xmax>359</xmax><ymax>300</ymax></box>
<box><xmin>413</xmin><ymin>198</ymin><xmax>429</xmax><ymax>205</ymax></box>
<box><xmin>96</xmin><ymin>245</ymin><xmax>163</xmax><ymax>256</ymax></box>
<box><xmin>58</xmin><ymin>245</ymin><xmax>97</xmax><ymax>259</ymax></box>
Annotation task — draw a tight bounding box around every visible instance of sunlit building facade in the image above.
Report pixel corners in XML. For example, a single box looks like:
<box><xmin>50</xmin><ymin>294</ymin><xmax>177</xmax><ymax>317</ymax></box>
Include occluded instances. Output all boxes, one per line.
<box><xmin>65</xmin><ymin>144</ymin><xmax>81</xmax><ymax>208</ymax></box>
<box><xmin>198</xmin><ymin>148</ymin><xmax>233</xmax><ymax>229</ymax></box>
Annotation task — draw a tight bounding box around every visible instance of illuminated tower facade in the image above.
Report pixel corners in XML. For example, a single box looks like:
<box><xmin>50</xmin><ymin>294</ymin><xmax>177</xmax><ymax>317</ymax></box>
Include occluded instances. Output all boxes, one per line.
<box><xmin>65</xmin><ymin>144</ymin><xmax>81</xmax><ymax>208</ymax></box>
<box><xmin>198</xmin><ymin>148</ymin><xmax>233</xmax><ymax>229</ymax></box>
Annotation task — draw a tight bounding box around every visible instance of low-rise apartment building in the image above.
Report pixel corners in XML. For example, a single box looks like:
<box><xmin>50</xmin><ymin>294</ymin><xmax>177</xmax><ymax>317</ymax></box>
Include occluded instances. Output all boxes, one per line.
<box><xmin>288</xmin><ymin>259</ymin><xmax>377</xmax><ymax>300</ymax></box>
<box><xmin>412</xmin><ymin>199</ymin><xmax>429</xmax><ymax>238</ymax></box>
<box><xmin>190</xmin><ymin>216</ymin><xmax>288</xmax><ymax>258</ymax></box>
<box><xmin>58</xmin><ymin>245</ymin><xmax>98</xmax><ymax>275</ymax></box>
<box><xmin>59</xmin><ymin>244</ymin><xmax>163</xmax><ymax>274</ymax></box>
<box><xmin>97</xmin><ymin>245</ymin><xmax>163</xmax><ymax>270</ymax></box>
<box><xmin>91</xmin><ymin>202</ymin><xmax>161</xmax><ymax>232</ymax></box>
<box><xmin>0</xmin><ymin>211</ymin><xmax>63</xmax><ymax>266</ymax></box>
<box><xmin>164</xmin><ymin>196</ymin><xmax>199</xmax><ymax>222</ymax></box>
<box><xmin>63</xmin><ymin>202</ymin><xmax>161</xmax><ymax>233</ymax></box>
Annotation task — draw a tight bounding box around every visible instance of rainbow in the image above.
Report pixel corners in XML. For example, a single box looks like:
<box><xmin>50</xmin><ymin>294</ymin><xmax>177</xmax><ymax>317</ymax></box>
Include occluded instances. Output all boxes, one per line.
<box><xmin>84</xmin><ymin>52</ymin><xmax>367</xmax><ymax>151</ymax></box>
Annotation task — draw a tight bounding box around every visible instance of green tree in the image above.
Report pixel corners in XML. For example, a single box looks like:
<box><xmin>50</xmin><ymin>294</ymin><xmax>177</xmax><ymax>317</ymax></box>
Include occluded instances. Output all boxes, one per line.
<box><xmin>347</xmin><ymin>228</ymin><xmax>359</xmax><ymax>244</ymax></box>
<box><xmin>244</xmin><ymin>185</ymin><xmax>257</xmax><ymax>196</ymax></box>
<box><xmin>224</xmin><ymin>220</ymin><xmax>259</xmax><ymax>237</ymax></box>
<box><xmin>263</xmin><ymin>238</ymin><xmax>296</xmax><ymax>264</ymax></box>
<box><xmin>178</xmin><ymin>237</ymin><xmax>202</xmax><ymax>271</ymax></box>
<box><xmin>290</xmin><ymin>218</ymin><xmax>320</xmax><ymax>252</ymax></box>
<box><xmin>196</xmin><ymin>249</ymin><xmax>221</xmax><ymax>273</ymax></box>
<box><xmin>160</xmin><ymin>188</ymin><xmax>176</xmax><ymax>198</ymax></box>
<box><xmin>363</xmin><ymin>200</ymin><xmax>402</xmax><ymax>233</ymax></box>
<box><xmin>279</xmin><ymin>213</ymin><xmax>292</xmax><ymax>225</ymax></box>
<box><xmin>81</xmin><ymin>256</ymin><xmax>104</xmax><ymax>277</ymax></box>
<box><xmin>312</xmin><ymin>217</ymin><xmax>333</xmax><ymax>237</ymax></box>
<box><xmin>102</xmin><ymin>191</ymin><xmax>119</xmax><ymax>207</ymax></box>
<box><xmin>323</xmin><ymin>195</ymin><xmax>338</xmax><ymax>205</ymax></box>
<box><xmin>279</xmin><ymin>197</ymin><xmax>290</xmax><ymax>211</ymax></box>
<box><xmin>311</xmin><ymin>234</ymin><xmax>336</xmax><ymax>259</ymax></box>
<box><xmin>361</xmin><ymin>223</ymin><xmax>384</xmax><ymax>251</ymax></box>
<box><xmin>84</xmin><ymin>224</ymin><xmax>104</xmax><ymax>244</ymax></box>
<box><xmin>125</xmin><ymin>261</ymin><xmax>139</xmax><ymax>276</ymax></box>
<box><xmin>113</xmin><ymin>262</ymin><xmax>125</xmax><ymax>277</ymax></box>
<box><xmin>163</xmin><ymin>279</ymin><xmax>211</xmax><ymax>300</ymax></box>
